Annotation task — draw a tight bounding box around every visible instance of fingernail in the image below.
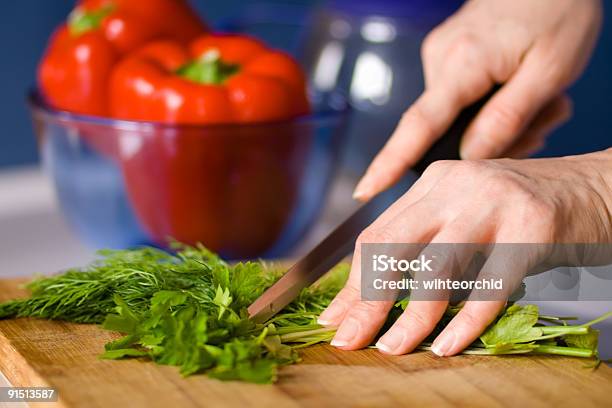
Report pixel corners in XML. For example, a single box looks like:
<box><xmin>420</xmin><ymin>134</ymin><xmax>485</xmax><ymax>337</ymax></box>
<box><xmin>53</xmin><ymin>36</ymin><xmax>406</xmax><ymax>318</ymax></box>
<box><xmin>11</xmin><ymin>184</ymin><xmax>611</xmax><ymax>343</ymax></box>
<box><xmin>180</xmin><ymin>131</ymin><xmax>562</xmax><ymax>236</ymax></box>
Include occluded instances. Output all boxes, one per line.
<box><xmin>352</xmin><ymin>189</ymin><xmax>365</xmax><ymax>200</ymax></box>
<box><xmin>352</xmin><ymin>178</ymin><xmax>370</xmax><ymax>201</ymax></box>
<box><xmin>431</xmin><ymin>330</ymin><xmax>456</xmax><ymax>356</ymax></box>
<box><xmin>318</xmin><ymin>301</ymin><xmax>347</xmax><ymax>326</ymax></box>
<box><xmin>330</xmin><ymin>317</ymin><xmax>359</xmax><ymax>347</ymax></box>
<box><xmin>375</xmin><ymin>331</ymin><xmax>405</xmax><ymax>354</ymax></box>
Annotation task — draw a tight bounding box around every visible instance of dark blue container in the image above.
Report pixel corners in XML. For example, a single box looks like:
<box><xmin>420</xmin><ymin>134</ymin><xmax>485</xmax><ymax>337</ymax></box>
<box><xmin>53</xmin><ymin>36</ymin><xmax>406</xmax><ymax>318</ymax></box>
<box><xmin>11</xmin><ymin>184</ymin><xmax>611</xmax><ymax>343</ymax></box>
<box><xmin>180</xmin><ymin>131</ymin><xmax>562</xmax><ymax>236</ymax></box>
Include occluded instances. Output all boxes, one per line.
<box><xmin>300</xmin><ymin>0</ymin><xmax>463</xmax><ymax>175</ymax></box>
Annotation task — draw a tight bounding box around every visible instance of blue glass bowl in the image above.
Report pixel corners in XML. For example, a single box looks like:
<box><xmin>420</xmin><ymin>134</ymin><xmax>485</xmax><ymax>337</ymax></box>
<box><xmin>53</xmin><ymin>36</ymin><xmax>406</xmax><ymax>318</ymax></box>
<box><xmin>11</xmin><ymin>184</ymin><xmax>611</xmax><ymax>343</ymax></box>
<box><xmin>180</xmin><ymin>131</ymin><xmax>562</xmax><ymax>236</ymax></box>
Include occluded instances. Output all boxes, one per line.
<box><xmin>29</xmin><ymin>90</ymin><xmax>348</xmax><ymax>259</ymax></box>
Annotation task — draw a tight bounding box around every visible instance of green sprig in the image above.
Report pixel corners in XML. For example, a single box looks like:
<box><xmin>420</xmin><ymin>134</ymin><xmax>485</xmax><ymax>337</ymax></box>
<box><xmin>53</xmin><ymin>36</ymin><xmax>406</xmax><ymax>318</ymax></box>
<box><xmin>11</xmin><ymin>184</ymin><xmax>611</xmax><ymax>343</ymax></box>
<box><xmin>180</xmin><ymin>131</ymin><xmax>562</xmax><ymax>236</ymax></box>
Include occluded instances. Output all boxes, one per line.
<box><xmin>0</xmin><ymin>245</ymin><xmax>609</xmax><ymax>383</ymax></box>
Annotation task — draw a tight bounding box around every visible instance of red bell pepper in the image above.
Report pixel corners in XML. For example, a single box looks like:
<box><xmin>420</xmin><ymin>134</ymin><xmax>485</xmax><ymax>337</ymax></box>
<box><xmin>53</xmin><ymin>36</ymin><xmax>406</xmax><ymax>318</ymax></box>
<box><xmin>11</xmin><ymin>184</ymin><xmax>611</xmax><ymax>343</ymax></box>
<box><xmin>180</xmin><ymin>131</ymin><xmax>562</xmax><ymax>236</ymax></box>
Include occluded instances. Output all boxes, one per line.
<box><xmin>109</xmin><ymin>35</ymin><xmax>312</xmax><ymax>256</ymax></box>
<box><xmin>109</xmin><ymin>35</ymin><xmax>310</xmax><ymax>123</ymax></box>
<box><xmin>118</xmin><ymin>122</ymin><xmax>312</xmax><ymax>256</ymax></box>
<box><xmin>38</xmin><ymin>0</ymin><xmax>206</xmax><ymax>116</ymax></box>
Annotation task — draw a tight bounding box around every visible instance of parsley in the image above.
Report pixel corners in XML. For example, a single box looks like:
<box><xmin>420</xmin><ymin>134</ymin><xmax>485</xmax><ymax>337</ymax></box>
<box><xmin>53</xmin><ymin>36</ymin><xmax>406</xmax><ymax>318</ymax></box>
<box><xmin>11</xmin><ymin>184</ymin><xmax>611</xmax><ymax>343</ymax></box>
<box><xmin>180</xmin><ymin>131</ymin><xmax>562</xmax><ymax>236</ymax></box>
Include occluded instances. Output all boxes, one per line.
<box><xmin>0</xmin><ymin>245</ymin><xmax>609</xmax><ymax>383</ymax></box>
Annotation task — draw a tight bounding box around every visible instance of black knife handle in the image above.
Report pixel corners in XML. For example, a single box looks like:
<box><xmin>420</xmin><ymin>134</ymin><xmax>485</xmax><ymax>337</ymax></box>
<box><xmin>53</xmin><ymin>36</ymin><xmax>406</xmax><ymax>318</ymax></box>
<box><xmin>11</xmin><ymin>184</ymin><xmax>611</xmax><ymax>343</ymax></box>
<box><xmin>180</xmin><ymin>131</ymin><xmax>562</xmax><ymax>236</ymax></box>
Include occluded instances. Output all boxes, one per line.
<box><xmin>412</xmin><ymin>86</ymin><xmax>500</xmax><ymax>175</ymax></box>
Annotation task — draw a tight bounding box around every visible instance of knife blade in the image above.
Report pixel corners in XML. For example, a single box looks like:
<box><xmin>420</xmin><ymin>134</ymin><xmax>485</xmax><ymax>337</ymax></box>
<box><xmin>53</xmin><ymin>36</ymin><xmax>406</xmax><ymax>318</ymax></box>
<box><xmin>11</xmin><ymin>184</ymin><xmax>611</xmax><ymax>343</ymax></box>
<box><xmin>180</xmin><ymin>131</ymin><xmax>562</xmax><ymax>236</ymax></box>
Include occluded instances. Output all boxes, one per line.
<box><xmin>247</xmin><ymin>88</ymin><xmax>499</xmax><ymax>323</ymax></box>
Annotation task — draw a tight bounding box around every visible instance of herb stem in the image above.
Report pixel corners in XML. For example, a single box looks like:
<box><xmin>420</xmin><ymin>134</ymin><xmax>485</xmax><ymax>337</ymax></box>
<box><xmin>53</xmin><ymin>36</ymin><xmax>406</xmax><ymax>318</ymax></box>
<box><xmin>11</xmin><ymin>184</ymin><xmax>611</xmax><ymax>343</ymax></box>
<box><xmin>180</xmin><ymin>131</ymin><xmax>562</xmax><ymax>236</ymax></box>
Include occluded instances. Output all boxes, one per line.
<box><xmin>581</xmin><ymin>311</ymin><xmax>612</xmax><ymax>328</ymax></box>
<box><xmin>534</xmin><ymin>345</ymin><xmax>595</xmax><ymax>358</ymax></box>
<box><xmin>540</xmin><ymin>326</ymin><xmax>589</xmax><ymax>335</ymax></box>
<box><xmin>279</xmin><ymin>327</ymin><xmax>336</xmax><ymax>343</ymax></box>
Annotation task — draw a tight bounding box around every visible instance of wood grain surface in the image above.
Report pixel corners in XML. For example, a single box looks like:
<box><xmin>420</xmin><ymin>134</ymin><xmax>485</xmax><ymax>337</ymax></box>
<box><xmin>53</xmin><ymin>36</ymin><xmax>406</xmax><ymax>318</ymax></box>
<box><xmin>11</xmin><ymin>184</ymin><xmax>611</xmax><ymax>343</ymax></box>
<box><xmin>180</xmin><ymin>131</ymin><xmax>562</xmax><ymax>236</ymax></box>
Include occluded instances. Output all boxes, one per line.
<box><xmin>0</xmin><ymin>278</ymin><xmax>611</xmax><ymax>408</ymax></box>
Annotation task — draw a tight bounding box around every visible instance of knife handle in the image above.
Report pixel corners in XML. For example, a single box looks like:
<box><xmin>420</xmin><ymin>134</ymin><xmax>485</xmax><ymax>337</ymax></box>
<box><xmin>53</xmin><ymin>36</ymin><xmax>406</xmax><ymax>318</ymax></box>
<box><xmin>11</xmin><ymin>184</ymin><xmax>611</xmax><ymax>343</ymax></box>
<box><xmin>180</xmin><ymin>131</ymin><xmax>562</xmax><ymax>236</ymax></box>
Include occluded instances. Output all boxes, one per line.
<box><xmin>412</xmin><ymin>86</ymin><xmax>500</xmax><ymax>175</ymax></box>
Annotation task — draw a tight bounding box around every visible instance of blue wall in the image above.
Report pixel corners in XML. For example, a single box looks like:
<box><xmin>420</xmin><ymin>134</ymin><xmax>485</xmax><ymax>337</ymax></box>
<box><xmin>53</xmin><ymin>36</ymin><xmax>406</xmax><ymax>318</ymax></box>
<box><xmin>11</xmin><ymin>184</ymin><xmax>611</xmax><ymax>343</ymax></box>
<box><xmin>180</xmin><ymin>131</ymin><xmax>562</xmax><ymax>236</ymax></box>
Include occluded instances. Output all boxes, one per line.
<box><xmin>1</xmin><ymin>1</ymin><xmax>73</xmax><ymax>166</ymax></box>
<box><xmin>540</xmin><ymin>10</ymin><xmax>612</xmax><ymax>158</ymax></box>
<box><xmin>0</xmin><ymin>0</ymin><xmax>609</xmax><ymax>167</ymax></box>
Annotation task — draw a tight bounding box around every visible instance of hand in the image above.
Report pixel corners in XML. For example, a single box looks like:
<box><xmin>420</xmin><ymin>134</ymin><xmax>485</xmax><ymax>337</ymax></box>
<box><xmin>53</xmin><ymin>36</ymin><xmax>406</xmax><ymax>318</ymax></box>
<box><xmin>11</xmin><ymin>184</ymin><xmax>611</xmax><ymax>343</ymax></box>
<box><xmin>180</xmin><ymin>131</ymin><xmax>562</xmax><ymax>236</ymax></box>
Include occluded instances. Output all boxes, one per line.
<box><xmin>319</xmin><ymin>150</ymin><xmax>612</xmax><ymax>356</ymax></box>
<box><xmin>354</xmin><ymin>0</ymin><xmax>602</xmax><ymax>201</ymax></box>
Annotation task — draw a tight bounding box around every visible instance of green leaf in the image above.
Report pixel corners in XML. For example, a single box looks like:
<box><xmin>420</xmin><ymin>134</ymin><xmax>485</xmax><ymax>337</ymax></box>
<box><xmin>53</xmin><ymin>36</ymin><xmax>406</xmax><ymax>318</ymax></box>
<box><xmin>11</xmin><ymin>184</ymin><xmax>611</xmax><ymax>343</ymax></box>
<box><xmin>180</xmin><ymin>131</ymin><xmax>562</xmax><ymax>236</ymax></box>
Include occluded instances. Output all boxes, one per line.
<box><xmin>100</xmin><ymin>348</ymin><xmax>148</xmax><ymax>359</ymax></box>
<box><xmin>102</xmin><ymin>296</ymin><xmax>140</xmax><ymax>333</ymax></box>
<box><xmin>481</xmin><ymin>304</ymin><xmax>543</xmax><ymax>347</ymax></box>
<box><xmin>565</xmin><ymin>329</ymin><xmax>599</xmax><ymax>351</ymax></box>
<box><xmin>1</xmin><ymin>242</ymin><xmax>607</xmax><ymax>384</ymax></box>
<box><xmin>213</xmin><ymin>285</ymin><xmax>232</xmax><ymax>319</ymax></box>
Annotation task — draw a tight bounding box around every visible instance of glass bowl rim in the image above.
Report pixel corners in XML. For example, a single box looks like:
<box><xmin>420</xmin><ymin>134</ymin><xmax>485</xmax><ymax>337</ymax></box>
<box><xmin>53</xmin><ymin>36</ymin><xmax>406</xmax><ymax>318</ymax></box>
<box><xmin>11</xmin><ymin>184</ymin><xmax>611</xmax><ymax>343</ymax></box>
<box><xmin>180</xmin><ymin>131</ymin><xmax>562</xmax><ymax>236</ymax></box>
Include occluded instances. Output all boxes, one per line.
<box><xmin>28</xmin><ymin>88</ymin><xmax>349</xmax><ymax>131</ymax></box>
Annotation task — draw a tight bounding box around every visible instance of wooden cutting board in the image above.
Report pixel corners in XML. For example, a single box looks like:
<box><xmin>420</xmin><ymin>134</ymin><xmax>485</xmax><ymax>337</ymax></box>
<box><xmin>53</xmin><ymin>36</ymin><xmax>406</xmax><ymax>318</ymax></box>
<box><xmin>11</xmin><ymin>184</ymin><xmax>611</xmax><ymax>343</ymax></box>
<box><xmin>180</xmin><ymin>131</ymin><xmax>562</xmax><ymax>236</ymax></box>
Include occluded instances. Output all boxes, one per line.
<box><xmin>1</xmin><ymin>278</ymin><xmax>611</xmax><ymax>408</ymax></box>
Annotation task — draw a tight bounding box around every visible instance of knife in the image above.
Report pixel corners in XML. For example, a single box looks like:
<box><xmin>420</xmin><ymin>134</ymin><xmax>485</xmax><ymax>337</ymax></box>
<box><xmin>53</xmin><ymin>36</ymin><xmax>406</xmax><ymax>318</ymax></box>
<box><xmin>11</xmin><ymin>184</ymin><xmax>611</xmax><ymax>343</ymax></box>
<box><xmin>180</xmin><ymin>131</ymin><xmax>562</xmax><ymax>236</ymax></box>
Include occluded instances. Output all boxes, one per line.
<box><xmin>247</xmin><ymin>88</ymin><xmax>498</xmax><ymax>323</ymax></box>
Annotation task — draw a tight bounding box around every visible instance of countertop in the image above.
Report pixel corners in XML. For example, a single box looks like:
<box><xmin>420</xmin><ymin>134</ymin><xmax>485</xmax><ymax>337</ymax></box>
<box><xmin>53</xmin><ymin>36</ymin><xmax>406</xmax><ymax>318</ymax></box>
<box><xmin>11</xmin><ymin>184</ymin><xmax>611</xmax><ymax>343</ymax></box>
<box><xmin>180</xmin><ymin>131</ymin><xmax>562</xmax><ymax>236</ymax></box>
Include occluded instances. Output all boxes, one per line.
<box><xmin>0</xmin><ymin>165</ymin><xmax>610</xmax><ymax>363</ymax></box>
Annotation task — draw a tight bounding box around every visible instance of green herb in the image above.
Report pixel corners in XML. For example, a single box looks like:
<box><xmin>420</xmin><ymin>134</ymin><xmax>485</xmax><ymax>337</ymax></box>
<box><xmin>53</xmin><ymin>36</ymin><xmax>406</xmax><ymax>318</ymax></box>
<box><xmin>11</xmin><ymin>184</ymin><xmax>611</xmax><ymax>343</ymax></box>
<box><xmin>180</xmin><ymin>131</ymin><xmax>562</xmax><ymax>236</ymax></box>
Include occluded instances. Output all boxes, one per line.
<box><xmin>0</xmin><ymin>245</ymin><xmax>344</xmax><ymax>383</ymax></box>
<box><xmin>0</xmin><ymin>245</ymin><xmax>609</xmax><ymax>383</ymax></box>
<box><xmin>480</xmin><ymin>304</ymin><xmax>543</xmax><ymax>347</ymax></box>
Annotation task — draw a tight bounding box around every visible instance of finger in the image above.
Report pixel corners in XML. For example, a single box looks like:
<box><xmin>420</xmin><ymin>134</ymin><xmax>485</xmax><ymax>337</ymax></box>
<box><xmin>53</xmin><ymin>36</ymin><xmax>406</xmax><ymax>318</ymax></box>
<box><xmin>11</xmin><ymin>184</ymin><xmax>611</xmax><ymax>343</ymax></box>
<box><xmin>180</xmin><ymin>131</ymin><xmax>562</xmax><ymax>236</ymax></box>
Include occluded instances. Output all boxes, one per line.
<box><xmin>359</xmin><ymin>159</ymin><xmax>453</xmax><ymax>228</ymax></box>
<box><xmin>460</xmin><ymin>52</ymin><xmax>562</xmax><ymax>160</ymax></box>
<box><xmin>431</xmin><ymin>300</ymin><xmax>505</xmax><ymax>356</ymax></box>
<box><xmin>317</xmin><ymin>245</ymin><xmax>366</xmax><ymax>327</ymax></box>
<box><xmin>321</xmin><ymin>162</ymin><xmax>452</xmax><ymax>331</ymax></box>
<box><xmin>325</xmin><ymin>252</ymin><xmax>394</xmax><ymax>349</ymax></box>
<box><xmin>318</xmin><ymin>186</ymin><xmax>444</xmax><ymax>328</ymax></box>
<box><xmin>326</xmin><ymin>203</ymin><xmax>442</xmax><ymax>350</ymax></box>
<box><xmin>376</xmin><ymin>300</ymin><xmax>448</xmax><ymax>355</ymax></box>
<box><xmin>376</xmin><ymin>219</ymin><xmax>487</xmax><ymax>355</ymax></box>
<box><xmin>504</xmin><ymin>133</ymin><xmax>545</xmax><ymax>159</ymax></box>
<box><xmin>504</xmin><ymin>95</ymin><xmax>572</xmax><ymax>159</ymax></box>
<box><xmin>431</xmin><ymin>243</ymin><xmax>534</xmax><ymax>356</ymax></box>
<box><xmin>353</xmin><ymin>76</ymin><xmax>491</xmax><ymax>202</ymax></box>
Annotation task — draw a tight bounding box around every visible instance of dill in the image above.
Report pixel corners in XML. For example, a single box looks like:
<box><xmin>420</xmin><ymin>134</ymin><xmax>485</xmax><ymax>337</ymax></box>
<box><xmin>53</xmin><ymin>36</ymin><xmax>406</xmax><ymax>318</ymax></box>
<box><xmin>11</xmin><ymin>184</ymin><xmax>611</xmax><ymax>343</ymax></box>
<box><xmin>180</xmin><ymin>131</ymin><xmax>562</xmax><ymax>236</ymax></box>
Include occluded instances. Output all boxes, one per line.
<box><xmin>0</xmin><ymin>244</ymin><xmax>609</xmax><ymax>383</ymax></box>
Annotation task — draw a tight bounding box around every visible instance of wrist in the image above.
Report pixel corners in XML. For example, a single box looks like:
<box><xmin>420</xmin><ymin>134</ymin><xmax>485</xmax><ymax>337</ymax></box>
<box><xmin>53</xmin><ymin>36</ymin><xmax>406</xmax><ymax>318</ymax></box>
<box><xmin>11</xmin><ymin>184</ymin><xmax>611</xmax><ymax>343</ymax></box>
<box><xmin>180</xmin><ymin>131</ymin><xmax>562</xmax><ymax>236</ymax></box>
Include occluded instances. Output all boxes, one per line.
<box><xmin>592</xmin><ymin>148</ymin><xmax>612</xmax><ymax>233</ymax></box>
<box><xmin>566</xmin><ymin>149</ymin><xmax>612</xmax><ymax>242</ymax></box>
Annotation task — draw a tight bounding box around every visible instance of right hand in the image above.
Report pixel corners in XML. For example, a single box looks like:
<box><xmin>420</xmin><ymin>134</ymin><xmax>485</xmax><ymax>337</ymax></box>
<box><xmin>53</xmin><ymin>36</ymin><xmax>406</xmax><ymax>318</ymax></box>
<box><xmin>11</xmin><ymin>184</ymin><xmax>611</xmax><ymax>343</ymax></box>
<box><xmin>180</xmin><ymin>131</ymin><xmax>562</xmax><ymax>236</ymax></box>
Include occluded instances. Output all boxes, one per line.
<box><xmin>354</xmin><ymin>0</ymin><xmax>602</xmax><ymax>202</ymax></box>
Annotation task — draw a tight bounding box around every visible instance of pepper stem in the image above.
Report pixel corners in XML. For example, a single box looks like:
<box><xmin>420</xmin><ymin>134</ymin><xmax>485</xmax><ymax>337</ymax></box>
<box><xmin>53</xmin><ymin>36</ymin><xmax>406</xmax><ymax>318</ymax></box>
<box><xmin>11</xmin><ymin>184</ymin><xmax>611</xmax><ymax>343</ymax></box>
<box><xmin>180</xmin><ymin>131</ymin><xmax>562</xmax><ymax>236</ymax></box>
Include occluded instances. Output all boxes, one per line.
<box><xmin>68</xmin><ymin>4</ymin><xmax>115</xmax><ymax>36</ymax></box>
<box><xmin>176</xmin><ymin>49</ymin><xmax>240</xmax><ymax>85</ymax></box>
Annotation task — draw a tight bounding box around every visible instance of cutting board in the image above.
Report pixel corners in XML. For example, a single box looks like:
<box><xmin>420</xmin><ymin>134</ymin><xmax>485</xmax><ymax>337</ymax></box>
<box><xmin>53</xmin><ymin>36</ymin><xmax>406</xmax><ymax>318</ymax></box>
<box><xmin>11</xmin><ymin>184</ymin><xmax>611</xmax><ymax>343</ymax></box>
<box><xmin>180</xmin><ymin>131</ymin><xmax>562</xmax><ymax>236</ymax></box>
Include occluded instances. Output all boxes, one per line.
<box><xmin>1</xmin><ymin>278</ymin><xmax>611</xmax><ymax>408</ymax></box>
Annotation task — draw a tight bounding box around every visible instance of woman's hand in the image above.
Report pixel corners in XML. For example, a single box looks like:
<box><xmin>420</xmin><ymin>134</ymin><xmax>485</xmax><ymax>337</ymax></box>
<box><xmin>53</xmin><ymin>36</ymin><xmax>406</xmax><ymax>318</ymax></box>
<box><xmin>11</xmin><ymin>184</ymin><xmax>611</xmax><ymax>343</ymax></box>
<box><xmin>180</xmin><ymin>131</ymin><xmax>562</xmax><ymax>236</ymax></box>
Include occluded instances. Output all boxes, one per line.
<box><xmin>318</xmin><ymin>150</ymin><xmax>612</xmax><ymax>356</ymax></box>
<box><xmin>354</xmin><ymin>0</ymin><xmax>602</xmax><ymax>202</ymax></box>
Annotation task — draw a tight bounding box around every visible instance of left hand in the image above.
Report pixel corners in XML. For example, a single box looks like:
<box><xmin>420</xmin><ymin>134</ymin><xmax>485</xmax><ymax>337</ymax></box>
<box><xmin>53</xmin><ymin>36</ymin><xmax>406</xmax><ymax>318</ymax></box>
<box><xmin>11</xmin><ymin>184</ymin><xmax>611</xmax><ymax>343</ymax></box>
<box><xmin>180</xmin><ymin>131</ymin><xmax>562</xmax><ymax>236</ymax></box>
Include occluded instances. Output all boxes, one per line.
<box><xmin>318</xmin><ymin>150</ymin><xmax>612</xmax><ymax>356</ymax></box>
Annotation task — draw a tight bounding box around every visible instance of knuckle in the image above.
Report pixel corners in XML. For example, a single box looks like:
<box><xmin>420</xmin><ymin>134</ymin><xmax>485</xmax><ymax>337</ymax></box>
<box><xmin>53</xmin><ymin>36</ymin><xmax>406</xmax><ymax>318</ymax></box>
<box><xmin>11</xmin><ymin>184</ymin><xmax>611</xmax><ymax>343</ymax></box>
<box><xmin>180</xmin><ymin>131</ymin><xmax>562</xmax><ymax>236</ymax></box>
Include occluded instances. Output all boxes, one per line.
<box><xmin>326</xmin><ymin>285</ymin><xmax>359</xmax><ymax>311</ymax></box>
<box><xmin>433</xmin><ymin>223</ymin><xmax>469</xmax><ymax>248</ymax></box>
<box><xmin>485</xmin><ymin>101</ymin><xmax>526</xmax><ymax>137</ymax></box>
<box><xmin>357</xmin><ymin>228</ymin><xmax>395</xmax><ymax>245</ymax></box>
<box><xmin>530</xmin><ymin>46</ymin><xmax>569</xmax><ymax>88</ymax></box>
<box><xmin>422</xmin><ymin>160</ymin><xmax>454</xmax><ymax>178</ymax></box>
<box><xmin>445</xmin><ymin>160</ymin><xmax>487</xmax><ymax>183</ymax></box>
<box><xmin>456</xmin><ymin>309</ymin><xmax>482</xmax><ymax>330</ymax></box>
<box><xmin>338</xmin><ymin>283</ymin><xmax>361</xmax><ymax>301</ymax></box>
<box><xmin>421</xmin><ymin>31</ymin><xmax>440</xmax><ymax>61</ymax></box>
<box><xmin>482</xmin><ymin>171</ymin><xmax>520</xmax><ymax>199</ymax></box>
<box><xmin>400</xmin><ymin>308</ymin><xmax>436</xmax><ymax>332</ymax></box>
<box><xmin>447</xmin><ymin>31</ymin><xmax>482</xmax><ymax>63</ymax></box>
<box><xmin>479</xmin><ymin>169</ymin><xmax>557</xmax><ymax>236</ymax></box>
<box><xmin>377</xmin><ymin>147</ymin><xmax>408</xmax><ymax>171</ymax></box>
<box><xmin>430</xmin><ymin>159</ymin><xmax>455</xmax><ymax>172</ymax></box>
<box><xmin>350</xmin><ymin>300</ymin><xmax>389</xmax><ymax>319</ymax></box>
<box><xmin>521</xmin><ymin>194</ymin><xmax>556</xmax><ymax>229</ymax></box>
<box><xmin>452</xmin><ymin>159</ymin><xmax>485</xmax><ymax>174</ymax></box>
<box><xmin>543</xmin><ymin>63</ymin><xmax>566</xmax><ymax>87</ymax></box>
<box><xmin>400</xmin><ymin>104</ymin><xmax>436</xmax><ymax>138</ymax></box>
